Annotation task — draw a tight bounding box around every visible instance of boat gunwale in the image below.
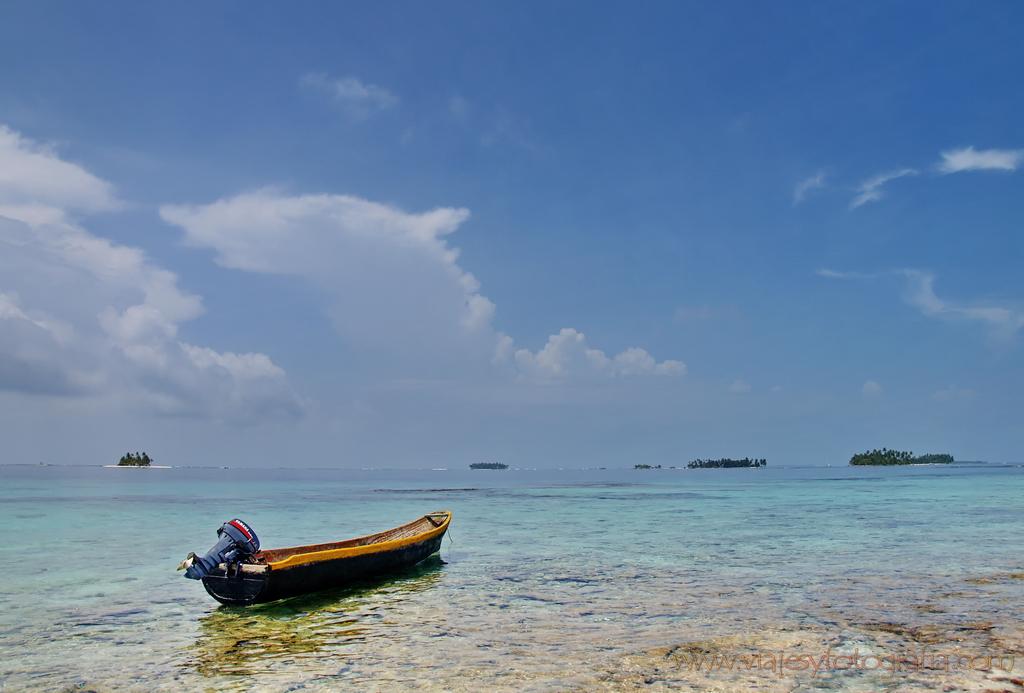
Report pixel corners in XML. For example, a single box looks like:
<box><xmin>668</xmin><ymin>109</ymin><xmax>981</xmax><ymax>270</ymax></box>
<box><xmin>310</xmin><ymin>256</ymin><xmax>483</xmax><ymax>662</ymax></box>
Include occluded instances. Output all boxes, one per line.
<box><xmin>260</xmin><ymin>511</ymin><xmax>451</xmax><ymax>570</ymax></box>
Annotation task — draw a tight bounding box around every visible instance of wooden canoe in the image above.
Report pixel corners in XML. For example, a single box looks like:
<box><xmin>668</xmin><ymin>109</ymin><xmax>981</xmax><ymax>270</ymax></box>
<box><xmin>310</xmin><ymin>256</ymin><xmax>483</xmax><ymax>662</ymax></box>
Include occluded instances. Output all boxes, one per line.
<box><xmin>200</xmin><ymin>511</ymin><xmax>451</xmax><ymax>606</ymax></box>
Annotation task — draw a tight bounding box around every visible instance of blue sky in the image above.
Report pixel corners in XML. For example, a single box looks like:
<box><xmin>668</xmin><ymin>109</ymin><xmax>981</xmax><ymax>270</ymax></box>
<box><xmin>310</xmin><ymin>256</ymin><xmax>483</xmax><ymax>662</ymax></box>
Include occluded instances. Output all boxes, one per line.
<box><xmin>1</xmin><ymin>1</ymin><xmax>1022</xmax><ymax>467</ymax></box>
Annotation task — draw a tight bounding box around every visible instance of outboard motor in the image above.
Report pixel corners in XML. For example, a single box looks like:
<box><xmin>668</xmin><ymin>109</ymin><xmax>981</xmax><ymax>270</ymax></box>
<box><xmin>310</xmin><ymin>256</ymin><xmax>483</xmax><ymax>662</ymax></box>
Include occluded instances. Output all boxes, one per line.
<box><xmin>179</xmin><ymin>519</ymin><xmax>260</xmax><ymax>580</ymax></box>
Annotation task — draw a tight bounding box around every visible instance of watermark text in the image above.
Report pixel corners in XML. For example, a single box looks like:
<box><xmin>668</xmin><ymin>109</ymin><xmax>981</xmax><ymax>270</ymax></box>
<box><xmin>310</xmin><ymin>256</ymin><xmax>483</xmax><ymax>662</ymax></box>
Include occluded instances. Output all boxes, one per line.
<box><xmin>669</xmin><ymin>644</ymin><xmax>1014</xmax><ymax>679</ymax></box>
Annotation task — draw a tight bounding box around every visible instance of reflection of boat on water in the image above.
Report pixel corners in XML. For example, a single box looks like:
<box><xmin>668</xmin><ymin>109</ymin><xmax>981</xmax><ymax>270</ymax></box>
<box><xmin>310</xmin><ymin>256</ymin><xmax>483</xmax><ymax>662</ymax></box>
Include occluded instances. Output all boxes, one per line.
<box><xmin>186</xmin><ymin>556</ymin><xmax>447</xmax><ymax>678</ymax></box>
<box><xmin>180</xmin><ymin>511</ymin><xmax>452</xmax><ymax>605</ymax></box>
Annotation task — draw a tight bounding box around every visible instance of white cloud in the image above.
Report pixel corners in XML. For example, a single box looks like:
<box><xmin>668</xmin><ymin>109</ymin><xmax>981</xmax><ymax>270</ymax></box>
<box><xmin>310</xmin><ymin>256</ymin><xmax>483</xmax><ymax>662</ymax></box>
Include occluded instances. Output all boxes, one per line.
<box><xmin>161</xmin><ymin>189</ymin><xmax>501</xmax><ymax>367</ymax></box>
<box><xmin>901</xmin><ymin>270</ymin><xmax>1024</xmax><ymax>341</ymax></box>
<box><xmin>862</xmin><ymin>380</ymin><xmax>882</xmax><ymax>398</ymax></box>
<box><xmin>938</xmin><ymin>146</ymin><xmax>1024</xmax><ymax>174</ymax></box>
<box><xmin>0</xmin><ymin>288</ymin><xmax>93</xmax><ymax>395</ymax></box>
<box><xmin>728</xmin><ymin>379</ymin><xmax>751</xmax><ymax>393</ymax></box>
<box><xmin>0</xmin><ymin>127</ymin><xmax>298</xmax><ymax>420</ymax></box>
<box><xmin>793</xmin><ymin>171</ymin><xmax>827</xmax><ymax>205</ymax></box>
<box><xmin>513</xmin><ymin>328</ymin><xmax>613</xmax><ymax>377</ymax></box>
<box><xmin>509</xmin><ymin>328</ymin><xmax>685</xmax><ymax>380</ymax></box>
<box><xmin>0</xmin><ymin>216</ymin><xmax>299</xmax><ymax>420</ymax></box>
<box><xmin>817</xmin><ymin>268</ymin><xmax>861</xmax><ymax>279</ymax></box>
<box><xmin>849</xmin><ymin>168</ymin><xmax>918</xmax><ymax>209</ymax></box>
<box><xmin>162</xmin><ymin>190</ymin><xmax>687</xmax><ymax>382</ymax></box>
<box><xmin>493</xmin><ymin>332</ymin><xmax>515</xmax><ymax>365</ymax></box>
<box><xmin>822</xmin><ymin>266</ymin><xmax>1024</xmax><ymax>343</ymax></box>
<box><xmin>0</xmin><ymin>125</ymin><xmax>121</xmax><ymax>217</ymax></box>
<box><xmin>619</xmin><ymin>346</ymin><xmax>687</xmax><ymax>376</ymax></box>
<box><xmin>300</xmin><ymin>73</ymin><xmax>399</xmax><ymax>121</ymax></box>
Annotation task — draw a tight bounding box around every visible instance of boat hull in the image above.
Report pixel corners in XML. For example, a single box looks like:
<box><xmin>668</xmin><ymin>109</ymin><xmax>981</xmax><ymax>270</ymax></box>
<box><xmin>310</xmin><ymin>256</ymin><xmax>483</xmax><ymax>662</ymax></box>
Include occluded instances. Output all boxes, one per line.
<box><xmin>200</xmin><ymin>512</ymin><xmax>450</xmax><ymax>606</ymax></box>
<box><xmin>201</xmin><ymin>563</ymin><xmax>270</xmax><ymax>605</ymax></box>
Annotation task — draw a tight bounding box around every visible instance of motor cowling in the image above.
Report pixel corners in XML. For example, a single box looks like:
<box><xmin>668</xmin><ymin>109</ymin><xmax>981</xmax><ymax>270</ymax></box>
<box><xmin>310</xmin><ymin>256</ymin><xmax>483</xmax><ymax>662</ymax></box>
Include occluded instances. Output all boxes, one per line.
<box><xmin>180</xmin><ymin>519</ymin><xmax>260</xmax><ymax>580</ymax></box>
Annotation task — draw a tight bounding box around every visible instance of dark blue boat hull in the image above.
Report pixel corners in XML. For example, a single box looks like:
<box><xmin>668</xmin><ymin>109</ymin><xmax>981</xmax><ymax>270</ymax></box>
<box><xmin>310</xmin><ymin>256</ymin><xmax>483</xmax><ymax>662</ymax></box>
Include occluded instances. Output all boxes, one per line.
<box><xmin>202</xmin><ymin>532</ymin><xmax>445</xmax><ymax>606</ymax></box>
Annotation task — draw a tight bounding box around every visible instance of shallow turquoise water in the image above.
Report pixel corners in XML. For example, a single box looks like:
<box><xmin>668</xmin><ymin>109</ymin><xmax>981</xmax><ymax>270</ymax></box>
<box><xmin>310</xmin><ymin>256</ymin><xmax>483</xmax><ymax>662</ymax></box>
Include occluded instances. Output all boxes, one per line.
<box><xmin>2</xmin><ymin>464</ymin><xmax>1022</xmax><ymax>691</ymax></box>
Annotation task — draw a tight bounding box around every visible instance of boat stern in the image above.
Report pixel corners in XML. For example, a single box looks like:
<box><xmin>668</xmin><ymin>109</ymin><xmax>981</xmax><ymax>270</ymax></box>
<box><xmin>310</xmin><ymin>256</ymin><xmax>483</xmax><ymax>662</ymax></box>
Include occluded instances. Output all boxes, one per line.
<box><xmin>201</xmin><ymin>562</ymin><xmax>271</xmax><ymax>606</ymax></box>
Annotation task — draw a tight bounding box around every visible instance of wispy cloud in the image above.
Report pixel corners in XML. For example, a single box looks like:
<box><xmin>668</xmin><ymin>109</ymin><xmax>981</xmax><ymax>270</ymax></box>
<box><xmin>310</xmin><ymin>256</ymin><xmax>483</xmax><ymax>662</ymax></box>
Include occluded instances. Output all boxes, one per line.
<box><xmin>827</xmin><ymin>145</ymin><xmax>1022</xmax><ymax>211</ymax></box>
<box><xmin>849</xmin><ymin>168</ymin><xmax>918</xmax><ymax>209</ymax></box>
<box><xmin>933</xmin><ymin>385</ymin><xmax>975</xmax><ymax>402</ymax></box>
<box><xmin>792</xmin><ymin>171</ymin><xmax>827</xmax><ymax>205</ymax></box>
<box><xmin>480</xmin><ymin>108</ymin><xmax>539</xmax><ymax>152</ymax></box>
<box><xmin>900</xmin><ymin>269</ymin><xmax>1024</xmax><ymax>341</ymax></box>
<box><xmin>300</xmin><ymin>73</ymin><xmax>399</xmax><ymax>121</ymax></box>
<box><xmin>938</xmin><ymin>146</ymin><xmax>1024</xmax><ymax>174</ymax></box>
<box><xmin>821</xmin><ymin>267</ymin><xmax>1024</xmax><ymax>343</ymax></box>
<box><xmin>816</xmin><ymin>269</ymin><xmax>871</xmax><ymax>279</ymax></box>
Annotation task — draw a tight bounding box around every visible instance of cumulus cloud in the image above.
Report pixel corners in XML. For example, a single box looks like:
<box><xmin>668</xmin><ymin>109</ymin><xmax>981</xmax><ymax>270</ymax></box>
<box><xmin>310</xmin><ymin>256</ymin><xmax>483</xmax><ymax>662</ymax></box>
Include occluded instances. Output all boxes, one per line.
<box><xmin>938</xmin><ymin>146</ymin><xmax>1024</xmax><ymax>174</ymax></box>
<box><xmin>0</xmin><ymin>125</ymin><xmax>122</xmax><ymax>219</ymax></box>
<box><xmin>160</xmin><ymin>189</ymin><xmax>502</xmax><ymax>369</ymax></box>
<box><xmin>0</xmin><ymin>127</ymin><xmax>299</xmax><ymax>420</ymax></box>
<box><xmin>0</xmin><ymin>288</ymin><xmax>91</xmax><ymax>395</ymax></box>
<box><xmin>507</xmin><ymin>328</ymin><xmax>685</xmax><ymax>380</ymax></box>
<box><xmin>301</xmin><ymin>73</ymin><xmax>399</xmax><ymax>121</ymax></box>
<box><xmin>162</xmin><ymin>190</ymin><xmax>687</xmax><ymax>381</ymax></box>
<box><xmin>849</xmin><ymin>168</ymin><xmax>918</xmax><ymax>209</ymax></box>
<box><xmin>618</xmin><ymin>346</ymin><xmax>686</xmax><ymax>375</ymax></box>
<box><xmin>793</xmin><ymin>171</ymin><xmax>827</xmax><ymax>205</ymax></box>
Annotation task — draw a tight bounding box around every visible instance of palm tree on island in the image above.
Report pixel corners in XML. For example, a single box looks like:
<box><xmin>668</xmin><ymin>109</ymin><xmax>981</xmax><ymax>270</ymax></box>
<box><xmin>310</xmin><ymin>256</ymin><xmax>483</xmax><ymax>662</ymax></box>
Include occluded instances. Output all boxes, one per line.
<box><xmin>848</xmin><ymin>449</ymin><xmax>953</xmax><ymax>465</ymax></box>
<box><xmin>118</xmin><ymin>452</ymin><xmax>152</xmax><ymax>467</ymax></box>
<box><xmin>634</xmin><ymin>458</ymin><xmax>768</xmax><ymax>469</ymax></box>
<box><xmin>687</xmin><ymin>457</ymin><xmax>767</xmax><ymax>469</ymax></box>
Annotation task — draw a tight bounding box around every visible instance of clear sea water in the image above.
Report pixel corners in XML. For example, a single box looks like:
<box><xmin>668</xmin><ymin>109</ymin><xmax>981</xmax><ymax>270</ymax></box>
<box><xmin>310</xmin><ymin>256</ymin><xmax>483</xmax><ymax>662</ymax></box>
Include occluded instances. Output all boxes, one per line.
<box><xmin>2</xmin><ymin>463</ymin><xmax>1022</xmax><ymax>692</ymax></box>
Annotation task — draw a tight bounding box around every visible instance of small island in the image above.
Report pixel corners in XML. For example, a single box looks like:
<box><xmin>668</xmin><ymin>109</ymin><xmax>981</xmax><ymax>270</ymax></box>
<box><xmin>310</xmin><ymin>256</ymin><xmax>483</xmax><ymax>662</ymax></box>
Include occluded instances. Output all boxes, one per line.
<box><xmin>849</xmin><ymin>449</ymin><xmax>954</xmax><ymax>466</ymax></box>
<box><xmin>688</xmin><ymin>458</ymin><xmax>766</xmax><ymax>469</ymax></box>
<box><xmin>469</xmin><ymin>462</ymin><xmax>508</xmax><ymax>470</ymax></box>
<box><xmin>118</xmin><ymin>452</ymin><xmax>152</xmax><ymax>467</ymax></box>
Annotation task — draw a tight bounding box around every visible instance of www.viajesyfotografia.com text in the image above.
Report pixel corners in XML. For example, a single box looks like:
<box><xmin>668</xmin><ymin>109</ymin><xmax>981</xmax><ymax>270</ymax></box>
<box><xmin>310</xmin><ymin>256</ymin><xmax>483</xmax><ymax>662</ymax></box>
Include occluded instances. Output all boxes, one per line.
<box><xmin>668</xmin><ymin>644</ymin><xmax>1015</xmax><ymax>679</ymax></box>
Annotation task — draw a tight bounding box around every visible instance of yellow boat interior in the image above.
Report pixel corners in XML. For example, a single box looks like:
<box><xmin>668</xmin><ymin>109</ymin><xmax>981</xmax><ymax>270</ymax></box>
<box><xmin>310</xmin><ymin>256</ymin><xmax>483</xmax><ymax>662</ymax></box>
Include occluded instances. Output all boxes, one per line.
<box><xmin>255</xmin><ymin>511</ymin><xmax>451</xmax><ymax>569</ymax></box>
